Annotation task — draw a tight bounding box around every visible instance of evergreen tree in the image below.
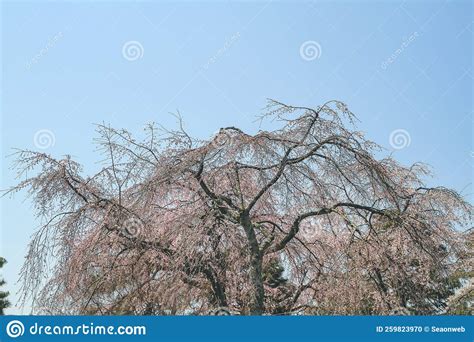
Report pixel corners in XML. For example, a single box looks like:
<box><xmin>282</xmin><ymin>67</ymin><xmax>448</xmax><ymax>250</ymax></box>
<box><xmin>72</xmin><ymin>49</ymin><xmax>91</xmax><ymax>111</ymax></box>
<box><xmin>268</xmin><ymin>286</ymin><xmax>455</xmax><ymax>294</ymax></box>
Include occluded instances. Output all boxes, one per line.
<box><xmin>0</xmin><ymin>257</ymin><xmax>10</xmax><ymax>315</ymax></box>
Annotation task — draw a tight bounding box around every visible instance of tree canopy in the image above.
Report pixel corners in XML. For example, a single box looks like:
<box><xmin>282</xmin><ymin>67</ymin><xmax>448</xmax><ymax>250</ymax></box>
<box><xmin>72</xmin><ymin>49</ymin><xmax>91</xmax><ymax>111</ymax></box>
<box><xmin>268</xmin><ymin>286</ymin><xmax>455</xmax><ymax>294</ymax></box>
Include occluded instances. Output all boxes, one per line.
<box><xmin>5</xmin><ymin>100</ymin><xmax>472</xmax><ymax>315</ymax></box>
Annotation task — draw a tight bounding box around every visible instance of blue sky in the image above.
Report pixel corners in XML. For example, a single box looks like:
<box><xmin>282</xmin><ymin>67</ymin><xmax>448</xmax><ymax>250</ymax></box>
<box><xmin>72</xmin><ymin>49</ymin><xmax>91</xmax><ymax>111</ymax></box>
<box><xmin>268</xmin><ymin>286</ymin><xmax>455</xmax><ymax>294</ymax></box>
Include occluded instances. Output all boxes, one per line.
<box><xmin>1</xmin><ymin>0</ymin><xmax>472</xmax><ymax>313</ymax></box>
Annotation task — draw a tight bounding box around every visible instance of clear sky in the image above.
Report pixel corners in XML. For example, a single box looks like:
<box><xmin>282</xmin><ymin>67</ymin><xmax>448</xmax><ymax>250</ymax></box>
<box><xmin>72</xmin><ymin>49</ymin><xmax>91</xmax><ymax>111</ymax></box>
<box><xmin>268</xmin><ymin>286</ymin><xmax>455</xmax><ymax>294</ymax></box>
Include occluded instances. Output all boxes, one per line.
<box><xmin>1</xmin><ymin>0</ymin><xmax>472</xmax><ymax>314</ymax></box>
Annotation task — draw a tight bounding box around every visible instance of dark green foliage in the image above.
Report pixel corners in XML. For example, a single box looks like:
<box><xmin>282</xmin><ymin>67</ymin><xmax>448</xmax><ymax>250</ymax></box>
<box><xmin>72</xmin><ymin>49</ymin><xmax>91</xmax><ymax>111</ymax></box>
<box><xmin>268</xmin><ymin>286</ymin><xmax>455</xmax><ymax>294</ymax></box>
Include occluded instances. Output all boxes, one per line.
<box><xmin>0</xmin><ymin>257</ymin><xmax>10</xmax><ymax>315</ymax></box>
<box><xmin>263</xmin><ymin>257</ymin><xmax>287</xmax><ymax>288</ymax></box>
<box><xmin>263</xmin><ymin>257</ymin><xmax>297</xmax><ymax>315</ymax></box>
<box><xmin>446</xmin><ymin>231</ymin><xmax>474</xmax><ymax>315</ymax></box>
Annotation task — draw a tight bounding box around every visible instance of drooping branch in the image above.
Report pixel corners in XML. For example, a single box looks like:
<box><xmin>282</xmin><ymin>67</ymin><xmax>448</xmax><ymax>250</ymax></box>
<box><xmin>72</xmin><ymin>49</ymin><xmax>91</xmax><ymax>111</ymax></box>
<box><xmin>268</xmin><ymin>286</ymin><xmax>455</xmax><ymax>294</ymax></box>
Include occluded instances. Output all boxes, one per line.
<box><xmin>4</xmin><ymin>100</ymin><xmax>471</xmax><ymax>315</ymax></box>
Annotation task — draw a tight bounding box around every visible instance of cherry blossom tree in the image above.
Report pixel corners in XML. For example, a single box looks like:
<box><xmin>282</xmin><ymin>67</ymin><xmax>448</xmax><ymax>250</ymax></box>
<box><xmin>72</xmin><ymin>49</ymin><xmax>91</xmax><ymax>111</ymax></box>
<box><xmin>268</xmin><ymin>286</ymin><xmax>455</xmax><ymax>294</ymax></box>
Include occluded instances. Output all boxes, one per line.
<box><xmin>4</xmin><ymin>100</ymin><xmax>472</xmax><ymax>315</ymax></box>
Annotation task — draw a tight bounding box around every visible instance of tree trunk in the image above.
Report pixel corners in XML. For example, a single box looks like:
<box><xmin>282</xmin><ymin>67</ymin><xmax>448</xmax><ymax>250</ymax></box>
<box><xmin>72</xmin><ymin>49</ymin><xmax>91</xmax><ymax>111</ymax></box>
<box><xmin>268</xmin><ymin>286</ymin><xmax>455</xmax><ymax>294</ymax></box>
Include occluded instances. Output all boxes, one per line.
<box><xmin>240</xmin><ymin>212</ymin><xmax>265</xmax><ymax>315</ymax></box>
<box><xmin>248</xmin><ymin>251</ymin><xmax>264</xmax><ymax>315</ymax></box>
